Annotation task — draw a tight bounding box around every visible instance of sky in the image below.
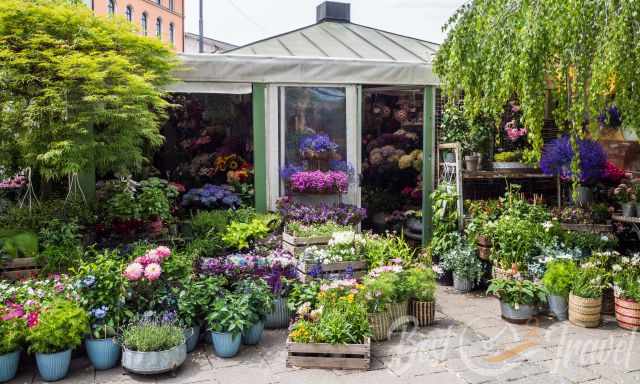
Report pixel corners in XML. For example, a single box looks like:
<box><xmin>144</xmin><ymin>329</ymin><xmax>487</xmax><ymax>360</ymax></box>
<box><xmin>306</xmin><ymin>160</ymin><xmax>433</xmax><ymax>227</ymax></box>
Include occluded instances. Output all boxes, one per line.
<box><xmin>184</xmin><ymin>0</ymin><xmax>467</xmax><ymax>47</ymax></box>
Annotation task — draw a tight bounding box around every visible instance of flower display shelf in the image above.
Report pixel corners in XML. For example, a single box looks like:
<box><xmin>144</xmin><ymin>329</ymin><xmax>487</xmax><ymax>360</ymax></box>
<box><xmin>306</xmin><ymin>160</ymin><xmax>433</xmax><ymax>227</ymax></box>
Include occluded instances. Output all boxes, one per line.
<box><xmin>286</xmin><ymin>337</ymin><xmax>370</xmax><ymax>370</ymax></box>
<box><xmin>0</xmin><ymin>257</ymin><xmax>40</xmax><ymax>280</ymax></box>
<box><xmin>282</xmin><ymin>232</ymin><xmax>332</xmax><ymax>257</ymax></box>
<box><xmin>297</xmin><ymin>260</ymin><xmax>367</xmax><ymax>283</ymax></box>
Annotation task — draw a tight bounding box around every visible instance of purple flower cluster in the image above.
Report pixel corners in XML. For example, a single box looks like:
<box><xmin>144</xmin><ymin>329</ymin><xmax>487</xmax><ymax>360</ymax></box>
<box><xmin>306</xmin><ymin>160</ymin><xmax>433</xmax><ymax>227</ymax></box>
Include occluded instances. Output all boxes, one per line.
<box><xmin>289</xmin><ymin>170</ymin><xmax>348</xmax><ymax>194</ymax></box>
<box><xmin>277</xmin><ymin>197</ymin><xmax>367</xmax><ymax>226</ymax></box>
<box><xmin>299</xmin><ymin>134</ymin><xmax>339</xmax><ymax>154</ymax></box>
<box><xmin>540</xmin><ymin>136</ymin><xmax>607</xmax><ymax>184</ymax></box>
<box><xmin>181</xmin><ymin>184</ymin><xmax>241</xmax><ymax>209</ymax></box>
<box><xmin>598</xmin><ymin>106</ymin><xmax>622</xmax><ymax>128</ymax></box>
<box><xmin>280</xmin><ymin>164</ymin><xmax>304</xmax><ymax>181</ymax></box>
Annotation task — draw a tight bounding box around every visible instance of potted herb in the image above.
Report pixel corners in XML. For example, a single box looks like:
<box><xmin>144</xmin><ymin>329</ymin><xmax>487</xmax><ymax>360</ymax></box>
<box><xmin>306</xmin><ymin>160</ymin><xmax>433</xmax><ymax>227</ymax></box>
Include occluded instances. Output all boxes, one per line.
<box><xmin>541</xmin><ymin>260</ymin><xmax>577</xmax><ymax>320</ymax></box>
<box><xmin>75</xmin><ymin>251</ymin><xmax>129</xmax><ymax>370</ymax></box>
<box><xmin>0</xmin><ymin>304</ymin><xmax>27</xmax><ymax>382</ymax></box>
<box><xmin>612</xmin><ymin>256</ymin><xmax>640</xmax><ymax>331</ymax></box>
<box><xmin>206</xmin><ymin>294</ymin><xmax>252</xmax><ymax>358</ymax></box>
<box><xmin>233</xmin><ymin>278</ymin><xmax>274</xmax><ymax>346</ymax></box>
<box><xmin>121</xmin><ymin>319</ymin><xmax>186</xmax><ymax>375</ymax></box>
<box><xmin>26</xmin><ymin>299</ymin><xmax>89</xmax><ymax>382</ymax></box>
<box><xmin>487</xmin><ymin>279</ymin><xmax>547</xmax><ymax>322</ymax></box>
<box><xmin>442</xmin><ymin>244</ymin><xmax>484</xmax><ymax>293</ymax></box>
<box><xmin>569</xmin><ymin>264</ymin><xmax>606</xmax><ymax>328</ymax></box>
<box><xmin>405</xmin><ymin>266</ymin><xmax>437</xmax><ymax>326</ymax></box>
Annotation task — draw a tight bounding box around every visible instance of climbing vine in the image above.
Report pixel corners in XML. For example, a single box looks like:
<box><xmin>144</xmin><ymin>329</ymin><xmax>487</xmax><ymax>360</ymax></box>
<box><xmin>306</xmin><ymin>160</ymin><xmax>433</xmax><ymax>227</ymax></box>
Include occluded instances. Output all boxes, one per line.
<box><xmin>435</xmin><ymin>0</ymin><xmax>640</xmax><ymax>169</ymax></box>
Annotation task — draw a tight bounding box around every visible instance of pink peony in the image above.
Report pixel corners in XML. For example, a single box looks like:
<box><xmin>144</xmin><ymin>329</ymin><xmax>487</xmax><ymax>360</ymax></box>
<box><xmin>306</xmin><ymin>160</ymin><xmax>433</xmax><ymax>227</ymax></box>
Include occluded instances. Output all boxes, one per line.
<box><xmin>124</xmin><ymin>263</ymin><xmax>144</xmax><ymax>281</ymax></box>
<box><xmin>134</xmin><ymin>255</ymin><xmax>150</xmax><ymax>266</ymax></box>
<box><xmin>144</xmin><ymin>263</ymin><xmax>162</xmax><ymax>281</ymax></box>
<box><xmin>155</xmin><ymin>246</ymin><xmax>171</xmax><ymax>259</ymax></box>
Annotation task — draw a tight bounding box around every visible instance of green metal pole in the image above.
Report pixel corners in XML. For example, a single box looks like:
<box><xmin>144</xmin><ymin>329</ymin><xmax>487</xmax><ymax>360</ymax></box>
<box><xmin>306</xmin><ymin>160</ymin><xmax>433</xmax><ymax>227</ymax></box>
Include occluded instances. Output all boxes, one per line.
<box><xmin>422</xmin><ymin>86</ymin><xmax>435</xmax><ymax>246</ymax></box>
<box><xmin>252</xmin><ymin>84</ymin><xmax>267</xmax><ymax>213</ymax></box>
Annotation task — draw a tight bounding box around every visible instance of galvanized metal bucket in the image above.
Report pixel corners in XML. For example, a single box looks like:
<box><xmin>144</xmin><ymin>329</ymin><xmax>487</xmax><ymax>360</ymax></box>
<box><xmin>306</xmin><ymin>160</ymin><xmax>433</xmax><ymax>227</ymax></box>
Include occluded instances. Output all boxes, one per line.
<box><xmin>500</xmin><ymin>301</ymin><xmax>535</xmax><ymax>322</ymax></box>
<box><xmin>265</xmin><ymin>297</ymin><xmax>291</xmax><ymax>329</ymax></box>
<box><xmin>453</xmin><ymin>273</ymin><xmax>474</xmax><ymax>293</ymax></box>
<box><xmin>122</xmin><ymin>343</ymin><xmax>187</xmax><ymax>375</ymax></box>
<box><xmin>548</xmin><ymin>295</ymin><xmax>568</xmax><ymax>321</ymax></box>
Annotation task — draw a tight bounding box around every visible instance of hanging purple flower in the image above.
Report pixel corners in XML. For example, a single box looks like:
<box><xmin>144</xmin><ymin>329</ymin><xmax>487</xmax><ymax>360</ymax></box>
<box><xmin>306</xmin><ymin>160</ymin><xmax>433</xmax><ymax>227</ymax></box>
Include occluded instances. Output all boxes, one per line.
<box><xmin>539</xmin><ymin>136</ymin><xmax>607</xmax><ymax>184</ymax></box>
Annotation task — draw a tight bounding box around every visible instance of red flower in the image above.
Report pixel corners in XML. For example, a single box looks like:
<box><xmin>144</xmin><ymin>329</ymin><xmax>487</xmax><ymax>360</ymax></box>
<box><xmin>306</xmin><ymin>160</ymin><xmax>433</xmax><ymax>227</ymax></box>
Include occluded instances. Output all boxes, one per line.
<box><xmin>604</xmin><ymin>161</ymin><xmax>625</xmax><ymax>184</ymax></box>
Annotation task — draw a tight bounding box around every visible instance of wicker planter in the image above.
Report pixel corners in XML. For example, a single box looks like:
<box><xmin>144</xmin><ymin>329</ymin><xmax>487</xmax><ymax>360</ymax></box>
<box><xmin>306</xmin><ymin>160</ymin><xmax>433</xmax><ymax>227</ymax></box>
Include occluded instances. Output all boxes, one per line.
<box><xmin>410</xmin><ymin>300</ymin><xmax>435</xmax><ymax>327</ymax></box>
<box><xmin>388</xmin><ymin>301</ymin><xmax>408</xmax><ymax>321</ymax></box>
<box><xmin>569</xmin><ymin>293</ymin><xmax>602</xmax><ymax>328</ymax></box>
<box><xmin>615</xmin><ymin>297</ymin><xmax>640</xmax><ymax>331</ymax></box>
<box><xmin>601</xmin><ymin>288</ymin><xmax>615</xmax><ymax>315</ymax></box>
<box><xmin>368</xmin><ymin>310</ymin><xmax>393</xmax><ymax>342</ymax></box>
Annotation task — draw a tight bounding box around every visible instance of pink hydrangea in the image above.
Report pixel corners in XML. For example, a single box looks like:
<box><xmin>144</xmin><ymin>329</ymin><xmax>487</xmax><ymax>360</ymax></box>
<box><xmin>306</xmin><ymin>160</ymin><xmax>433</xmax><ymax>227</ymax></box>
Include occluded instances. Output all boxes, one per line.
<box><xmin>155</xmin><ymin>246</ymin><xmax>171</xmax><ymax>259</ymax></box>
<box><xmin>124</xmin><ymin>262</ymin><xmax>144</xmax><ymax>281</ymax></box>
<box><xmin>144</xmin><ymin>263</ymin><xmax>162</xmax><ymax>281</ymax></box>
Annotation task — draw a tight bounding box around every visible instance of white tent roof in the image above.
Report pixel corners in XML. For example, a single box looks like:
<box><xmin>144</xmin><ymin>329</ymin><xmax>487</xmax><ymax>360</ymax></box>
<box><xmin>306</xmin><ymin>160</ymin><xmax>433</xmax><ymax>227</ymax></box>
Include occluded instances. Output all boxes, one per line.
<box><xmin>171</xmin><ymin>21</ymin><xmax>440</xmax><ymax>93</ymax></box>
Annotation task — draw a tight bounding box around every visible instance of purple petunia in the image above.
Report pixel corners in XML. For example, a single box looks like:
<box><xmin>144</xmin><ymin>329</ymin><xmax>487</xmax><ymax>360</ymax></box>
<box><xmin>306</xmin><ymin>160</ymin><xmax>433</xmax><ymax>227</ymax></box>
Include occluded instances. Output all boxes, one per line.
<box><xmin>276</xmin><ymin>197</ymin><xmax>367</xmax><ymax>226</ymax></box>
<box><xmin>289</xmin><ymin>170</ymin><xmax>349</xmax><ymax>194</ymax></box>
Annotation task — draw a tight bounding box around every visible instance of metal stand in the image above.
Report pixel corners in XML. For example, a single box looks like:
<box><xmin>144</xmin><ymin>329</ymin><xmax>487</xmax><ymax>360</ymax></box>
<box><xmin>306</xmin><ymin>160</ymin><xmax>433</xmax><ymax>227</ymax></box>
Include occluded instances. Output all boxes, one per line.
<box><xmin>436</xmin><ymin>143</ymin><xmax>464</xmax><ymax>230</ymax></box>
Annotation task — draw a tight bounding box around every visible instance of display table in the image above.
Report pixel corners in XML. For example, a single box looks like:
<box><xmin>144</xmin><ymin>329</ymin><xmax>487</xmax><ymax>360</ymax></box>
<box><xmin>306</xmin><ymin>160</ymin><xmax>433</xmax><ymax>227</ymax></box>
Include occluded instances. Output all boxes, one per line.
<box><xmin>612</xmin><ymin>215</ymin><xmax>640</xmax><ymax>239</ymax></box>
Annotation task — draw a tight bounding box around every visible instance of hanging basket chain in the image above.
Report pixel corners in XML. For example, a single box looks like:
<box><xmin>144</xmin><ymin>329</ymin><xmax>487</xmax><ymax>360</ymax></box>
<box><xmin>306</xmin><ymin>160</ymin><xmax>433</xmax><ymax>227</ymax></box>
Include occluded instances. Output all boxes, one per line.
<box><xmin>18</xmin><ymin>167</ymin><xmax>40</xmax><ymax>211</ymax></box>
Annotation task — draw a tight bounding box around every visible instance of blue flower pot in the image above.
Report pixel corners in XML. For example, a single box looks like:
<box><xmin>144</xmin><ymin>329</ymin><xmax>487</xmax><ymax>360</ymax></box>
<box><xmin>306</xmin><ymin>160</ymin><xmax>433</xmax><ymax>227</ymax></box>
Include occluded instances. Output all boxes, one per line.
<box><xmin>210</xmin><ymin>332</ymin><xmax>241</xmax><ymax>358</ymax></box>
<box><xmin>35</xmin><ymin>349</ymin><xmax>72</xmax><ymax>382</ymax></box>
<box><xmin>86</xmin><ymin>338</ymin><xmax>120</xmax><ymax>370</ymax></box>
<box><xmin>241</xmin><ymin>321</ymin><xmax>264</xmax><ymax>346</ymax></box>
<box><xmin>184</xmin><ymin>325</ymin><xmax>201</xmax><ymax>353</ymax></box>
<box><xmin>0</xmin><ymin>350</ymin><xmax>20</xmax><ymax>383</ymax></box>
<box><xmin>265</xmin><ymin>297</ymin><xmax>290</xmax><ymax>329</ymax></box>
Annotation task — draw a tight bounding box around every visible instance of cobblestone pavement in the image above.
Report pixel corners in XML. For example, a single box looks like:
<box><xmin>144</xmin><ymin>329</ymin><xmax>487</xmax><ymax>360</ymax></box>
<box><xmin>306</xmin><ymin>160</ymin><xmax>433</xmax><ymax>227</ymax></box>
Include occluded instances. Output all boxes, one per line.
<box><xmin>10</xmin><ymin>286</ymin><xmax>640</xmax><ymax>384</ymax></box>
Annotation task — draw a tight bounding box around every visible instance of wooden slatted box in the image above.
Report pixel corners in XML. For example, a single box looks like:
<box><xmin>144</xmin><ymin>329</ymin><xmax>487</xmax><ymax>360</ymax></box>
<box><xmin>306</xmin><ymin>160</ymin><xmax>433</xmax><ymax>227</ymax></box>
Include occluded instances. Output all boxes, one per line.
<box><xmin>286</xmin><ymin>337</ymin><xmax>370</xmax><ymax>370</ymax></box>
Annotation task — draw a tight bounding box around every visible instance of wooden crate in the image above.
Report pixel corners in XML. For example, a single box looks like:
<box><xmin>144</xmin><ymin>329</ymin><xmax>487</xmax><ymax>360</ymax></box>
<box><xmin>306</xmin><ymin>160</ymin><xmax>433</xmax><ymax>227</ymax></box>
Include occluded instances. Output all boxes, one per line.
<box><xmin>1</xmin><ymin>257</ymin><xmax>40</xmax><ymax>280</ymax></box>
<box><xmin>286</xmin><ymin>337</ymin><xmax>370</xmax><ymax>370</ymax></box>
<box><xmin>297</xmin><ymin>260</ymin><xmax>367</xmax><ymax>282</ymax></box>
<box><xmin>282</xmin><ymin>232</ymin><xmax>331</xmax><ymax>257</ymax></box>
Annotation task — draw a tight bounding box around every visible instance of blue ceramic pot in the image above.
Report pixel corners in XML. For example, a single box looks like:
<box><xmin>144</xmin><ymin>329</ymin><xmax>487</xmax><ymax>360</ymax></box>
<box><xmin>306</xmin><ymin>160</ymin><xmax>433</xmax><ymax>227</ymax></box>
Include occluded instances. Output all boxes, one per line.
<box><xmin>35</xmin><ymin>349</ymin><xmax>72</xmax><ymax>382</ymax></box>
<box><xmin>241</xmin><ymin>321</ymin><xmax>264</xmax><ymax>345</ymax></box>
<box><xmin>265</xmin><ymin>297</ymin><xmax>291</xmax><ymax>329</ymax></box>
<box><xmin>184</xmin><ymin>325</ymin><xmax>201</xmax><ymax>353</ymax></box>
<box><xmin>86</xmin><ymin>338</ymin><xmax>120</xmax><ymax>370</ymax></box>
<box><xmin>0</xmin><ymin>350</ymin><xmax>20</xmax><ymax>383</ymax></box>
<box><xmin>210</xmin><ymin>332</ymin><xmax>241</xmax><ymax>358</ymax></box>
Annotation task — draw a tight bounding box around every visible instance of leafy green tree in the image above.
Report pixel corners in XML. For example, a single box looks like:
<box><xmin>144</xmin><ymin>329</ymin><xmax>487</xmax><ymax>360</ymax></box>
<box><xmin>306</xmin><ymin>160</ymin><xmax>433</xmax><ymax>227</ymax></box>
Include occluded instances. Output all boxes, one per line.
<box><xmin>435</xmin><ymin>1</ymin><xmax>640</xmax><ymax>166</ymax></box>
<box><xmin>0</xmin><ymin>0</ymin><xmax>177</xmax><ymax>180</ymax></box>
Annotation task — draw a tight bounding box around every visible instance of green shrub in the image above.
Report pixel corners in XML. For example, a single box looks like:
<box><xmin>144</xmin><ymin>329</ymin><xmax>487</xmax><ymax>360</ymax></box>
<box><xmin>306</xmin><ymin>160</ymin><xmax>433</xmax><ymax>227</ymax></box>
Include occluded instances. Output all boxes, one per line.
<box><xmin>122</xmin><ymin>321</ymin><xmax>184</xmax><ymax>352</ymax></box>
<box><xmin>359</xmin><ymin>272</ymin><xmax>398</xmax><ymax>313</ymax></box>
<box><xmin>571</xmin><ymin>265</ymin><xmax>606</xmax><ymax>299</ymax></box>
<box><xmin>542</xmin><ymin>260</ymin><xmax>578</xmax><ymax>296</ymax></box>
<box><xmin>404</xmin><ymin>266</ymin><xmax>437</xmax><ymax>302</ymax></box>
<box><xmin>206</xmin><ymin>294</ymin><xmax>253</xmax><ymax>337</ymax></box>
<box><xmin>175</xmin><ymin>276</ymin><xmax>227</xmax><ymax>328</ymax></box>
<box><xmin>285</xmin><ymin>221</ymin><xmax>350</xmax><ymax>238</ymax></box>
<box><xmin>486</xmin><ymin>279</ymin><xmax>547</xmax><ymax>308</ymax></box>
<box><xmin>27</xmin><ymin>299</ymin><xmax>89</xmax><ymax>354</ymax></box>
<box><xmin>0</xmin><ymin>315</ymin><xmax>27</xmax><ymax>354</ymax></box>
<box><xmin>190</xmin><ymin>210</ymin><xmax>229</xmax><ymax>238</ymax></box>
<box><xmin>441</xmin><ymin>243</ymin><xmax>484</xmax><ymax>283</ymax></box>
<box><xmin>233</xmin><ymin>278</ymin><xmax>274</xmax><ymax>322</ymax></box>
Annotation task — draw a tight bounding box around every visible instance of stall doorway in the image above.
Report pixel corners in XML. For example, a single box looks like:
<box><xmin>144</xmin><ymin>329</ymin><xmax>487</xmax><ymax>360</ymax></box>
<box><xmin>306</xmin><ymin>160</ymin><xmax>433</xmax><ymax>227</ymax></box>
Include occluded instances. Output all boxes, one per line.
<box><xmin>361</xmin><ymin>86</ymin><xmax>424</xmax><ymax>241</ymax></box>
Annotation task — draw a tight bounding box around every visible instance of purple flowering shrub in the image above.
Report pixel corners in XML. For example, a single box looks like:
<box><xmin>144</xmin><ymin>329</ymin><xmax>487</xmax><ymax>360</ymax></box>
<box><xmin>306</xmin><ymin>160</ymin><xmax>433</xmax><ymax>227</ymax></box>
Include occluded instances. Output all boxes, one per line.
<box><xmin>540</xmin><ymin>136</ymin><xmax>607</xmax><ymax>184</ymax></box>
<box><xmin>277</xmin><ymin>197</ymin><xmax>367</xmax><ymax>226</ymax></box>
<box><xmin>182</xmin><ymin>184</ymin><xmax>241</xmax><ymax>209</ymax></box>
<box><xmin>289</xmin><ymin>170</ymin><xmax>349</xmax><ymax>194</ymax></box>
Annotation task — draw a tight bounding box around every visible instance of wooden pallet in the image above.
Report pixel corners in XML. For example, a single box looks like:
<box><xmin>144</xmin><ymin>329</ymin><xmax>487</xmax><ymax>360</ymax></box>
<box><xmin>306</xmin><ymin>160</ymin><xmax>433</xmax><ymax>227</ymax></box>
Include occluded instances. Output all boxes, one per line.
<box><xmin>282</xmin><ymin>232</ymin><xmax>331</xmax><ymax>257</ymax></box>
<box><xmin>297</xmin><ymin>260</ymin><xmax>367</xmax><ymax>282</ymax></box>
<box><xmin>286</xmin><ymin>337</ymin><xmax>370</xmax><ymax>370</ymax></box>
<box><xmin>1</xmin><ymin>257</ymin><xmax>40</xmax><ymax>280</ymax></box>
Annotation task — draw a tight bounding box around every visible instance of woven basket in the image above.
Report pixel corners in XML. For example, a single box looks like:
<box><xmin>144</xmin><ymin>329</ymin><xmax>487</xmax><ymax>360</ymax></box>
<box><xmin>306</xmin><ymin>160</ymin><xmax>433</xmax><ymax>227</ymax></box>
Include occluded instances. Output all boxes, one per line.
<box><xmin>388</xmin><ymin>301</ymin><xmax>409</xmax><ymax>321</ymax></box>
<box><xmin>602</xmin><ymin>288</ymin><xmax>615</xmax><ymax>315</ymax></box>
<box><xmin>615</xmin><ymin>297</ymin><xmax>640</xmax><ymax>331</ymax></box>
<box><xmin>410</xmin><ymin>300</ymin><xmax>435</xmax><ymax>327</ymax></box>
<box><xmin>368</xmin><ymin>310</ymin><xmax>393</xmax><ymax>342</ymax></box>
<box><xmin>569</xmin><ymin>293</ymin><xmax>602</xmax><ymax>328</ymax></box>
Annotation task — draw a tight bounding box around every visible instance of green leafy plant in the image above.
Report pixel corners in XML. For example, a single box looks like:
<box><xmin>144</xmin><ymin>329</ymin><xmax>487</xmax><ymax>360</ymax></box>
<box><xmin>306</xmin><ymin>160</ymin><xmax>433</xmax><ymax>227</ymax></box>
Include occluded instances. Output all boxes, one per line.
<box><xmin>571</xmin><ymin>264</ymin><xmax>607</xmax><ymax>299</ymax></box>
<box><xmin>441</xmin><ymin>243</ymin><xmax>484</xmax><ymax>284</ymax></box>
<box><xmin>542</xmin><ymin>260</ymin><xmax>578</xmax><ymax>297</ymax></box>
<box><xmin>287</xmin><ymin>281</ymin><xmax>321</xmax><ymax>313</ymax></box>
<box><xmin>233</xmin><ymin>278</ymin><xmax>274</xmax><ymax>323</ymax></box>
<box><xmin>285</xmin><ymin>221</ymin><xmax>350</xmax><ymax>238</ymax></box>
<box><xmin>494</xmin><ymin>151</ymin><xmax>522</xmax><ymax>162</ymax></box>
<box><xmin>0</xmin><ymin>231</ymin><xmax>38</xmax><ymax>259</ymax></box>
<box><xmin>612</xmin><ymin>256</ymin><xmax>640</xmax><ymax>302</ymax></box>
<box><xmin>175</xmin><ymin>276</ymin><xmax>227</xmax><ymax>328</ymax></box>
<box><xmin>122</xmin><ymin>320</ymin><xmax>184</xmax><ymax>352</ymax></box>
<box><xmin>486</xmin><ymin>279</ymin><xmax>547</xmax><ymax>309</ymax></box>
<box><xmin>0</xmin><ymin>314</ymin><xmax>27</xmax><ymax>354</ymax></box>
<box><xmin>404</xmin><ymin>266</ymin><xmax>437</xmax><ymax>302</ymax></box>
<box><xmin>206</xmin><ymin>294</ymin><xmax>252</xmax><ymax>337</ymax></box>
<box><xmin>222</xmin><ymin>218</ymin><xmax>270</xmax><ymax>250</ymax></box>
<box><xmin>190</xmin><ymin>210</ymin><xmax>229</xmax><ymax>238</ymax></box>
<box><xmin>27</xmin><ymin>299</ymin><xmax>89</xmax><ymax>354</ymax></box>
<box><xmin>362</xmin><ymin>233</ymin><xmax>416</xmax><ymax>268</ymax></box>
<box><xmin>359</xmin><ymin>272</ymin><xmax>399</xmax><ymax>313</ymax></box>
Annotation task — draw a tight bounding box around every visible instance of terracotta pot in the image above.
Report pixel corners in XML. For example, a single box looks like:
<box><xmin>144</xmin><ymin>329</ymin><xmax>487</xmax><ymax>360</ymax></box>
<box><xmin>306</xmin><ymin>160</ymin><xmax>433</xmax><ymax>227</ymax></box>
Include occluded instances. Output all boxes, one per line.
<box><xmin>569</xmin><ymin>293</ymin><xmax>602</xmax><ymax>328</ymax></box>
<box><xmin>410</xmin><ymin>300</ymin><xmax>435</xmax><ymax>327</ymax></box>
<box><xmin>615</xmin><ymin>297</ymin><xmax>640</xmax><ymax>331</ymax></box>
<box><xmin>601</xmin><ymin>288</ymin><xmax>615</xmax><ymax>315</ymax></box>
<box><xmin>368</xmin><ymin>310</ymin><xmax>393</xmax><ymax>342</ymax></box>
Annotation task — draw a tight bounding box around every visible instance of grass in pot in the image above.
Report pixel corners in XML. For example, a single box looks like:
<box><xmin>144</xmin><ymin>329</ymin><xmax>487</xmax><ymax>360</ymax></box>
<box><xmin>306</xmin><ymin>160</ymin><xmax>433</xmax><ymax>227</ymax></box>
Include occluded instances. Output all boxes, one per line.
<box><xmin>27</xmin><ymin>299</ymin><xmax>89</xmax><ymax>382</ymax></box>
<box><xmin>487</xmin><ymin>279</ymin><xmax>546</xmax><ymax>323</ymax></box>
<box><xmin>0</xmin><ymin>306</ymin><xmax>27</xmax><ymax>382</ymax></box>
<box><xmin>405</xmin><ymin>266</ymin><xmax>437</xmax><ymax>326</ymax></box>
<box><xmin>569</xmin><ymin>264</ymin><xmax>606</xmax><ymax>328</ymax></box>
<box><xmin>612</xmin><ymin>256</ymin><xmax>640</xmax><ymax>331</ymax></box>
<box><xmin>233</xmin><ymin>278</ymin><xmax>274</xmax><ymax>345</ymax></box>
<box><xmin>121</xmin><ymin>318</ymin><xmax>186</xmax><ymax>375</ymax></box>
<box><xmin>441</xmin><ymin>243</ymin><xmax>484</xmax><ymax>293</ymax></box>
<box><xmin>542</xmin><ymin>260</ymin><xmax>577</xmax><ymax>321</ymax></box>
<box><xmin>206</xmin><ymin>294</ymin><xmax>252</xmax><ymax>358</ymax></box>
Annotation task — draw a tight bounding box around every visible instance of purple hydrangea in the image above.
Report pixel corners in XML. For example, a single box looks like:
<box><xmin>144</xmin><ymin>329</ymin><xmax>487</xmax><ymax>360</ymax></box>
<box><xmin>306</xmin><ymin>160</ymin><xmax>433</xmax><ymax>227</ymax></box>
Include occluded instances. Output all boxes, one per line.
<box><xmin>280</xmin><ymin>164</ymin><xmax>304</xmax><ymax>181</ymax></box>
<box><xmin>540</xmin><ymin>136</ymin><xmax>607</xmax><ymax>184</ymax></box>
<box><xmin>299</xmin><ymin>134</ymin><xmax>339</xmax><ymax>154</ymax></box>
<box><xmin>182</xmin><ymin>184</ymin><xmax>241</xmax><ymax>209</ymax></box>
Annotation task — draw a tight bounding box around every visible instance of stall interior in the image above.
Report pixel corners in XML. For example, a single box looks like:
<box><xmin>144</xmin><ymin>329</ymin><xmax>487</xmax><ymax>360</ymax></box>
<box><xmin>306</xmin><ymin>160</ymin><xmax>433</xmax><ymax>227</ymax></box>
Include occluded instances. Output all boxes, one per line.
<box><xmin>361</xmin><ymin>86</ymin><xmax>424</xmax><ymax>240</ymax></box>
<box><xmin>155</xmin><ymin>93</ymin><xmax>254</xmax><ymax>207</ymax></box>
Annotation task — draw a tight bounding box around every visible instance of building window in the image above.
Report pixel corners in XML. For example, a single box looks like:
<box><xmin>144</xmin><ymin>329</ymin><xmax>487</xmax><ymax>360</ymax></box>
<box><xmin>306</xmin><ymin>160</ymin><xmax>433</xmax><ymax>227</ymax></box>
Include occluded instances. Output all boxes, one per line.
<box><xmin>156</xmin><ymin>18</ymin><xmax>162</xmax><ymax>39</ymax></box>
<box><xmin>141</xmin><ymin>13</ymin><xmax>148</xmax><ymax>36</ymax></box>
<box><xmin>169</xmin><ymin>23</ymin><xmax>175</xmax><ymax>44</ymax></box>
<box><xmin>107</xmin><ymin>0</ymin><xmax>115</xmax><ymax>15</ymax></box>
<box><xmin>125</xmin><ymin>5</ymin><xmax>133</xmax><ymax>22</ymax></box>
<box><xmin>168</xmin><ymin>0</ymin><xmax>174</xmax><ymax>11</ymax></box>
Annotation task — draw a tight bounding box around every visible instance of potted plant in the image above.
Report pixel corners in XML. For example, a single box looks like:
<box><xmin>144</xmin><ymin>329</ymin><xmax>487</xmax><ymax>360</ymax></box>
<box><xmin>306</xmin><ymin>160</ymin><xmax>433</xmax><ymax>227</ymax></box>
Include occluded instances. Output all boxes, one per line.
<box><xmin>206</xmin><ymin>294</ymin><xmax>252</xmax><ymax>358</ymax></box>
<box><xmin>233</xmin><ymin>278</ymin><xmax>274</xmax><ymax>345</ymax></box>
<box><xmin>442</xmin><ymin>243</ymin><xmax>484</xmax><ymax>293</ymax></box>
<box><xmin>612</xmin><ymin>256</ymin><xmax>640</xmax><ymax>331</ymax></box>
<box><xmin>542</xmin><ymin>260</ymin><xmax>578</xmax><ymax>320</ymax></box>
<box><xmin>360</xmin><ymin>270</ymin><xmax>398</xmax><ymax>341</ymax></box>
<box><xmin>405</xmin><ymin>266</ymin><xmax>437</xmax><ymax>326</ymax></box>
<box><xmin>75</xmin><ymin>252</ymin><xmax>129</xmax><ymax>370</ymax></box>
<box><xmin>569</xmin><ymin>264</ymin><xmax>606</xmax><ymax>328</ymax></box>
<box><xmin>613</xmin><ymin>182</ymin><xmax>636</xmax><ymax>217</ymax></box>
<box><xmin>0</xmin><ymin>304</ymin><xmax>26</xmax><ymax>382</ymax></box>
<box><xmin>487</xmin><ymin>279</ymin><xmax>547</xmax><ymax>322</ymax></box>
<box><xmin>26</xmin><ymin>299</ymin><xmax>89</xmax><ymax>382</ymax></box>
<box><xmin>121</xmin><ymin>319</ymin><xmax>186</xmax><ymax>375</ymax></box>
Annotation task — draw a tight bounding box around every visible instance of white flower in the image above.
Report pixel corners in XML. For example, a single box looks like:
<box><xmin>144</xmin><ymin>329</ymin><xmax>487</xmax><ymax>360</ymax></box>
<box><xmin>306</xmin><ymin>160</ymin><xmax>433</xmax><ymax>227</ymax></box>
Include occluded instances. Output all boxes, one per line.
<box><xmin>542</xmin><ymin>221</ymin><xmax>553</xmax><ymax>231</ymax></box>
<box><xmin>612</xmin><ymin>264</ymin><xmax>623</xmax><ymax>272</ymax></box>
